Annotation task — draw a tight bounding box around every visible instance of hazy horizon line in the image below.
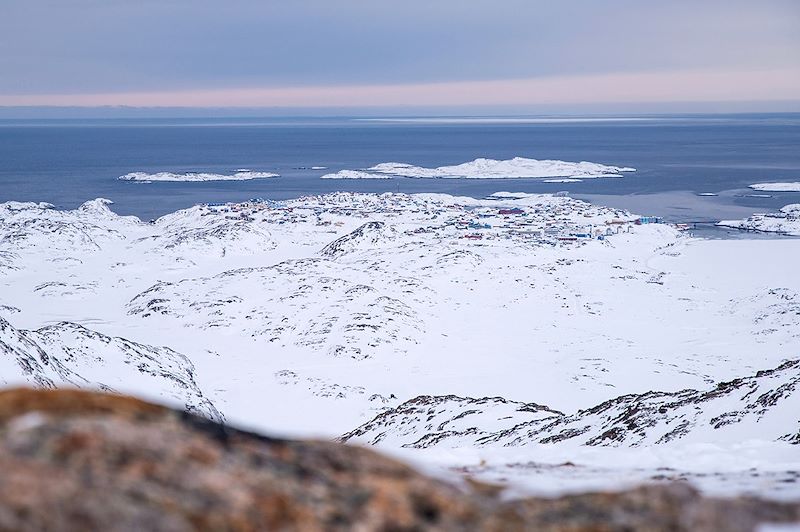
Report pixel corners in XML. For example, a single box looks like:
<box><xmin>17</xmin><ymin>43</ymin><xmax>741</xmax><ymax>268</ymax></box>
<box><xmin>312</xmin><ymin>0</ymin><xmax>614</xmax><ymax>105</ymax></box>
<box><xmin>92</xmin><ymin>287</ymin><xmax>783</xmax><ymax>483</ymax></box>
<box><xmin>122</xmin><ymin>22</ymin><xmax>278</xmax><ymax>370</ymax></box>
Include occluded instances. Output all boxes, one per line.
<box><xmin>2</xmin><ymin>67</ymin><xmax>799</xmax><ymax>113</ymax></box>
<box><xmin>2</xmin><ymin>101</ymin><xmax>800</xmax><ymax>120</ymax></box>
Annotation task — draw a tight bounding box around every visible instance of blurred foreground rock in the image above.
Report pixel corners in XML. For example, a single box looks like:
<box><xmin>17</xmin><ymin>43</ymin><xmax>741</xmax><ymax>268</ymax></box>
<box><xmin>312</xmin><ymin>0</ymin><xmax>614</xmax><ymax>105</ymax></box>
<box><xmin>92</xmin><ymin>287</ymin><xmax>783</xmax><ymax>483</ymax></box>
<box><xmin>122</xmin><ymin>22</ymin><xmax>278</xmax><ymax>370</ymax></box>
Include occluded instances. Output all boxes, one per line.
<box><xmin>0</xmin><ymin>388</ymin><xmax>797</xmax><ymax>531</ymax></box>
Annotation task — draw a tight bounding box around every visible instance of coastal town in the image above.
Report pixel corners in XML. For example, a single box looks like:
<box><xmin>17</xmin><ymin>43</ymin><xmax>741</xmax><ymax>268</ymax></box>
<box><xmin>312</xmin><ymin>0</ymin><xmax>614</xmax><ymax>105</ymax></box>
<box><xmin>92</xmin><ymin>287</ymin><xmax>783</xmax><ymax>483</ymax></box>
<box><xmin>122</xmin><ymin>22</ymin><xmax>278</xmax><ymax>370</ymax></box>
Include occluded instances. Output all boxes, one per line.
<box><xmin>197</xmin><ymin>191</ymin><xmax>667</xmax><ymax>248</ymax></box>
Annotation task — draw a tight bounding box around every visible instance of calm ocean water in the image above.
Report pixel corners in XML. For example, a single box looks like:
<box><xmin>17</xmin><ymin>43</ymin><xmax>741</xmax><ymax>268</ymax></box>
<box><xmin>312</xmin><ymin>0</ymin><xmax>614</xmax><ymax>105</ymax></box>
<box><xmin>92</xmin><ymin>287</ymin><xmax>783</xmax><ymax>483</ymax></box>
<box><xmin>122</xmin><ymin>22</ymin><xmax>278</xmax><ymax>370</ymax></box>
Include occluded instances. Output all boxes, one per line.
<box><xmin>1</xmin><ymin>114</ymin><xmax>798</xmax><ymax>221</ymax></box>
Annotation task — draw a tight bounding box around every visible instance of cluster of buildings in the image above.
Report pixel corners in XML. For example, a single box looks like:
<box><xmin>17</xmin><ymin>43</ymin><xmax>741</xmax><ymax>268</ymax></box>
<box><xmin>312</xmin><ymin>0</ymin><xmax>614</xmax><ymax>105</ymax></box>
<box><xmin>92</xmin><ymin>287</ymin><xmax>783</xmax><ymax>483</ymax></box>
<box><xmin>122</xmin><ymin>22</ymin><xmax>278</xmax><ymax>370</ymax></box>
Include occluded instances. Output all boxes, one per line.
<box><xmin>197</xmin><ymin>193</ymin><xmax>667</xmax><ymax>248</ymax></box>
<box><xmin>445</xmin><ymin>204</ymin><xmax>656</xmax><ymax>246</ymax></box>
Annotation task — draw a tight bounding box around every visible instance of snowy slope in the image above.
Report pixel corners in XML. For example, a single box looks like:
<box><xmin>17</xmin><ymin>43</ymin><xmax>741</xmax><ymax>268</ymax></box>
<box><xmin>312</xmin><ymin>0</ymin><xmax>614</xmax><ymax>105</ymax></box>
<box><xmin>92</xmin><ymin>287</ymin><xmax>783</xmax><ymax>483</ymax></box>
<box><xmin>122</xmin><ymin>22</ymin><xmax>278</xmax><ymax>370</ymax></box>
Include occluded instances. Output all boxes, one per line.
<box><xmin>0</xmin><ymin>199</ymin><xmax>140</xmax><ymax>261</ymax></box>
<box><xmin>0</xmin><ymin>317</ymin><xmax>221</xmax><ymax>421</ymax></box>
<box><xmin>320</xmin><ymin>221</ymin><xmax>400</xmax><ymax>257</ymax></box>
<box><xmin>718</xmin><ymin>204</ymin><xmax>800</xmax><ymax>236</ymax></box>
<box><xmin>143</xmin><ymin>205</ymin><xmax>280</xmax><ymax>258</ymax></box>
<box><xmin>126</xmin><ymin>259</ymin><xmax>427</xmax><ymax>360</ymax></box>
<box><xmin>343</xmin><ymin>359</ymin><xmax>799</xmax><ymax>448</ymax></box>
<box><xmin>341</xmin><ymin>395</ymin><xmax>563</xmax><ymax>447</ymax></box>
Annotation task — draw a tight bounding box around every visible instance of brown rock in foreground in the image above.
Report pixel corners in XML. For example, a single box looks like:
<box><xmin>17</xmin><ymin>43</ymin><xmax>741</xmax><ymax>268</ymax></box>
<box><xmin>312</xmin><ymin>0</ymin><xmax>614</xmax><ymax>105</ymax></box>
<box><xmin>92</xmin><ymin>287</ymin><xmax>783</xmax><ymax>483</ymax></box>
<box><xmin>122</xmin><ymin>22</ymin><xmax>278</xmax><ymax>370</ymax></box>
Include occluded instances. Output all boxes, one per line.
<box><xmin>0</xmin><ymin>388</ymin><xmax>797</xmax><ymax>531</ymax></box>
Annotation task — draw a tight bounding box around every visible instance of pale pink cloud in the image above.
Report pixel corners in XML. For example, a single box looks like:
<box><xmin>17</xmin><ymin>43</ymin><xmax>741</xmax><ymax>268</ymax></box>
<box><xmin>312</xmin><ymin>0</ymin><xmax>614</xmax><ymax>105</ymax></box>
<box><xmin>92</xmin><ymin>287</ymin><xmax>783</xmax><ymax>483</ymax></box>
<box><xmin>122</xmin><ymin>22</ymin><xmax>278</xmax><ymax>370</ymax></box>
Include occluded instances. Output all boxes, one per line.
<box><xmin>1</xmin><ymin>68</ymin><xmax>798</xmax><ymax>107</ymax></box>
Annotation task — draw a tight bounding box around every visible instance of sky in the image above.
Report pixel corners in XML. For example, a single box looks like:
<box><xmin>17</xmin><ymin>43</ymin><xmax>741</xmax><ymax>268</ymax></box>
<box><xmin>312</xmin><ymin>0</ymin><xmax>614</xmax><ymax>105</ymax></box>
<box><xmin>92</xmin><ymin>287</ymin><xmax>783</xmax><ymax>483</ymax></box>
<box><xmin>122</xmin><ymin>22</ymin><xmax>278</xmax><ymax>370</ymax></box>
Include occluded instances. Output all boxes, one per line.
<box><xmin>1</xmin><ymin>0</ymin><xmax>799</xmax><ymax>114</ymax></box>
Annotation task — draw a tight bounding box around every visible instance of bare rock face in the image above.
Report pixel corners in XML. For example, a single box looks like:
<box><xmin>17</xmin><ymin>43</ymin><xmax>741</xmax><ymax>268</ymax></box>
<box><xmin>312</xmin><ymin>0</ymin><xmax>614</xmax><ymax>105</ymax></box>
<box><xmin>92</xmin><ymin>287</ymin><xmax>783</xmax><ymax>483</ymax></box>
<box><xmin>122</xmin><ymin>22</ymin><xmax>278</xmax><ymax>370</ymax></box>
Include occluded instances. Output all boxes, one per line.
<box><xmin>0</xmin><ymin>388</ymin><xmax>797</xmax><ymax>531</ymax></box>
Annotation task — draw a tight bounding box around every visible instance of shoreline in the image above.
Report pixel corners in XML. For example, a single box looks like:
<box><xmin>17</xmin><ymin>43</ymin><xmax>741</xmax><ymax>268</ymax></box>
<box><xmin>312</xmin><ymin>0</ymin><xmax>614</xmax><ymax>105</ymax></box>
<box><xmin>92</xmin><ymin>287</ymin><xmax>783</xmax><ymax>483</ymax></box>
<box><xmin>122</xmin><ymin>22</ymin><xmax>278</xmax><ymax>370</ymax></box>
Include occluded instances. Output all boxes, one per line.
<box><xmin>10</xmin><ymin>188</ymin><xmax>798</xmax><ymax>240</ymax></box>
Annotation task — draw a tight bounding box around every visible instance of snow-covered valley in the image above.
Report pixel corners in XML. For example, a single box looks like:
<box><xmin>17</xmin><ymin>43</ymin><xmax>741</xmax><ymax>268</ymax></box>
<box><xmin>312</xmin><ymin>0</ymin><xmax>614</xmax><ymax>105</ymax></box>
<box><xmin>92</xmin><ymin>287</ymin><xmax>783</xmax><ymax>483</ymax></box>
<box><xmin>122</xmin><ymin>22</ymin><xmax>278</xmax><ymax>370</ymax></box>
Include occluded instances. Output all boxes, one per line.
<box><xmin>1</xmin><ymin>192</ymin><xmax>798</xmax><ymax>499</ymax></box>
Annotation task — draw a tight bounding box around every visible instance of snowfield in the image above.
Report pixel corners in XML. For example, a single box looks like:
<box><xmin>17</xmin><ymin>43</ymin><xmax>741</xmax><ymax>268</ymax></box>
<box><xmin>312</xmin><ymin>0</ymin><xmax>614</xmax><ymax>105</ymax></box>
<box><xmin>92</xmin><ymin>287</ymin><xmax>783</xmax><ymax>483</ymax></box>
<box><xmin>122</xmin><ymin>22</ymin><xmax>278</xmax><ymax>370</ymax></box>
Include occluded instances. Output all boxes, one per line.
<box><xmin>1</xmin><ymin>192</ymin><xmax>799</xmax><ymax>499</ymax></box>
<box><xmin>119</xmin><ymin>170</ymin><xmax>279</xmax><ymax>182</ymax></box>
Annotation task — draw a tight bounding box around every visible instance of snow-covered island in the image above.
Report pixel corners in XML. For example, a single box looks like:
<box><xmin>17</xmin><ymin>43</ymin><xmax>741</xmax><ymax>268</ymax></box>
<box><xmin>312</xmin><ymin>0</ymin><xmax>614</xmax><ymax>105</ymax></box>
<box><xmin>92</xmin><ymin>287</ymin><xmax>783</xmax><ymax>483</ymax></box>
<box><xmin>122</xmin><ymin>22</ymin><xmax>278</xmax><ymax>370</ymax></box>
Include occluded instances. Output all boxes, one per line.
<box><xmin>321</xmin><ymin>170</ymin><xmax>393</xmax><ymax>180</ymax></box>
<box><xmin>718</xmin><ymin>204</ymin><xmax>800</xmax><ymax>236</ymax></box>
<box><xmin>119</xmin><ymin>170</ymin><xmax>280</xmax><ymax>182</ymax></box>
<box><xmin>1</xmin><ymin>192</ymin><xmax>799</xmax><ymax>500</ymax></box>
<box><xmin>749</xmin><ymin>182</ymin><xmax>800</xmax><ymax>192</ymax></box>
<box><xmin>319</xmin><ymin>157</ymin><xmax>635</xmax><ymax>180</ymax></box>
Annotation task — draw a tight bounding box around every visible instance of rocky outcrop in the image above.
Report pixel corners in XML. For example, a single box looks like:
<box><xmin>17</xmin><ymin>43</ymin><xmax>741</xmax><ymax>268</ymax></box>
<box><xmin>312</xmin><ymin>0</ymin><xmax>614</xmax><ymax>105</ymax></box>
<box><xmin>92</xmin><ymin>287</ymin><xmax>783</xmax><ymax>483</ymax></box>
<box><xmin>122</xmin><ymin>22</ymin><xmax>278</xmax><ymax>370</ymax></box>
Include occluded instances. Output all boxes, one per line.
<box><xmin>341</xmin><ymin>395</ymin><xmax>563</xmax><ymax>448</ymax></box>
<box><xmin>0</xmin><ymin>388</ymin><xmax>797</xmax><ymax>531</ymax></box>
<box><xmin>0</xmin><ymin>317</ymin><xmax>221</xmax><ymax>422</ymax></box>
<box><xmin>320</xmin><ymin>221</ymin><xmax>398</xmax><ymax>257</ymax></box>
<box><xmin>343</xmin><ymin>359</ymin><xmax>800</xmax><ymax>449</ymax></box>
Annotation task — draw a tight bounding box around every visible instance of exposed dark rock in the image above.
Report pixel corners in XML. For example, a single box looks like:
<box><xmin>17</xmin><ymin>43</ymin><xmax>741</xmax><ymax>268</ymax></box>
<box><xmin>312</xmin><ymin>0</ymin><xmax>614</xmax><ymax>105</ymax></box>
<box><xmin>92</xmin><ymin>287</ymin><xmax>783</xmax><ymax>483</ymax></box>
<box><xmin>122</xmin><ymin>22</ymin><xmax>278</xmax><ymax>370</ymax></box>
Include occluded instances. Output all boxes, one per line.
<box><xmin>320</xmin><ymin>221</ymin><xmax>394</xmax><ymax>257</ymax></box>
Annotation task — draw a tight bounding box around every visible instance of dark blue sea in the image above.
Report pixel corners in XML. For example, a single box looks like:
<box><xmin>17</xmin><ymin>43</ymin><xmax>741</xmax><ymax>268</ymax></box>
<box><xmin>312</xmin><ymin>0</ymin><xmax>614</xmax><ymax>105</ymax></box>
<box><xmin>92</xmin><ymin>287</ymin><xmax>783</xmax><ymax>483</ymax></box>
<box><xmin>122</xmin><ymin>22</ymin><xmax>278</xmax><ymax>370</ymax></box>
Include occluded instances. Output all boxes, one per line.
<box><xmin>1</xmin><ymin>114</ymin><xmax>798</xmax><ymax>222</ymax></box>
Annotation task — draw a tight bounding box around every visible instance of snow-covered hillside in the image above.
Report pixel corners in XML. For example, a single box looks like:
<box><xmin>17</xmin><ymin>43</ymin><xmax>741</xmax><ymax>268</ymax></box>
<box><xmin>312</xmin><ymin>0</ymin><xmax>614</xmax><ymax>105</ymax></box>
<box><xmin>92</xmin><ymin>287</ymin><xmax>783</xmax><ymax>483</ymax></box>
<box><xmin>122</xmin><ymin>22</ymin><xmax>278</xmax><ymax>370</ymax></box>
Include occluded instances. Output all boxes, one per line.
<box><xmin>1</xmin><ymin>191</ymin><xmax>799</xmax><ymax>498</ymax></box>
<box><xmin>0</xmin><ymin>317</ymin><xmax>221</xmax><ymax>421</ymax></box>
<box><xmin>343</xmin><ymin>358</ymin><xmax>799</xmax><ymax>448</ymax></box>
<box><xmin>342</xmin><ymin>395</ymin><xmax>564</xmax><ymax>448</ymax></box>
<box><xmin>718</xmin><ymin>204</ymin><xmax>800</xmax><ymax>236</ymax></box>
<box><xmin>126</xmin><ymin>258</ymin><xmax>427</xmax><ymax>361</ymax></box>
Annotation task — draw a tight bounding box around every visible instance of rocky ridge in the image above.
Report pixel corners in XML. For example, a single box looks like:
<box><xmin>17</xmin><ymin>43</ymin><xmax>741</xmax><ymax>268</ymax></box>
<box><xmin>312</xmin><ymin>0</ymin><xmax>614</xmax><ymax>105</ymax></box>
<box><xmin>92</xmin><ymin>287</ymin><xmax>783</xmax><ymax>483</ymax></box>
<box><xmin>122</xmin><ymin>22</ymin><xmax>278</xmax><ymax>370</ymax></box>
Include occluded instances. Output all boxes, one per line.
<box><xmin>343</xmin><ymin>358</ymin><xmax>800</xmax><ymax>448</ymax></box>
<box><xmin>0</xmin><ymin>317</ymin><xmax>221</xmax><ymax>421</ymax></box>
